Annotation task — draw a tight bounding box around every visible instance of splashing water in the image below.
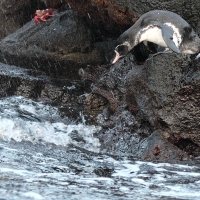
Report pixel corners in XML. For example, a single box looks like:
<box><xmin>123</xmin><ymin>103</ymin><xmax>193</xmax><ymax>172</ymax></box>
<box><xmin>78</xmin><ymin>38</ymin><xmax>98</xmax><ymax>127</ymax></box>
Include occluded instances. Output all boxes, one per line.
<box><xmin>0</xmin><ymin>96</ymin><xmax>200</xmax><ymax>200</ymax></box>
<box><xmin>0</xmin><ymin>96</ymin><xmax>101</xmax><ymax>152</ymax></box>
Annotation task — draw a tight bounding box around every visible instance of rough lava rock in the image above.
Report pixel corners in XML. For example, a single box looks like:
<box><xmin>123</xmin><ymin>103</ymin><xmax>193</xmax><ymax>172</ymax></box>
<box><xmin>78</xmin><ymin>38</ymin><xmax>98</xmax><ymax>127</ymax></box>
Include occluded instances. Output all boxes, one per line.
<box><xmin>42</xmin><ymin>0</ymin><xmax>200</xmax><ymax>36</ymax></box>
<box><xmin>0</xmin><ymin>0</ymin><xmax>46</xmax><ymax>41</ymax></box>
<box><xmin>80</xmin><ymin>51</ymin><xmax>200</xmax><ymax>162</ymax></box>
<box><xmin>0</xmin><ymin>61</ymin><xmax>90</xmax><ymax>122</ymax></box>
<box><xmin>138</xmin><ymin>130</ymin><xmax>189</xmax><ymax>163</ymax></box>
<box><xmin>1</xmin><ymin>0</ymin><xmax>199</xmax><ymax>42</ymax></box>
<box><xmin>0</xmin><ymin>10</ymin><xmax>104</xmax><ymax>79</ymax></box>
<box><xmin>78</xmin><ymin>53</ymin><xmax>151</xmax><ymax>157</ymax></box>
<box><xmin>126</xmin><ymin>53</ymin><xmax>200</xmax><ymax>151</ymax></box>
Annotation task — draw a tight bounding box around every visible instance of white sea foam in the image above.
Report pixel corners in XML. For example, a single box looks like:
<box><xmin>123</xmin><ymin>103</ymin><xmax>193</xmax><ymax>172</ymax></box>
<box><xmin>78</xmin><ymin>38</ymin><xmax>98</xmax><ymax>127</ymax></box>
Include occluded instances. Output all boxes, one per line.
<box><xmin>0</xmin><ymin>142</ymin><xmax>200</xmax><ymax>200</ymax></box>
<box><xmin>112</xmin><ymin>160</ymin><xmax>200</xmax><ymax>199</ymax></box>
<box><xmin>23</xmin><ymin>192</ymin><xmax>44</xmax><ymax>200</ymax></box>
<box><xmin>0</xmin><ymin>96</ymin><xmax>101</xmax><ymax>152</ymax></box>
<box><xmin>1</xmin><ymin>96</ymin><xmax>200</xmax><ymax>200</ymax></box>
<box><xmin>195</xmin><ymin>53</ymin><xmax>200</xmax><ymax>60</ymax></box>
<box><xmin>0</xmin><ymin>167</ymin><xmax>34</xmax><ymax>176</ymax></box>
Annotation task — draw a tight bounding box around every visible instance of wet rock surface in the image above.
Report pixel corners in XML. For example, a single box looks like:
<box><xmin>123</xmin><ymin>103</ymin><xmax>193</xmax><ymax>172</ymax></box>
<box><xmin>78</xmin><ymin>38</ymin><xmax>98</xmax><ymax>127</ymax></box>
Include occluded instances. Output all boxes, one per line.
<box><xmin>0</xmin><ymin>62</ymin><xmax>89</xmax><ymax>121</ymax></box>
<box><xmin>0</xmin><ymin>10</ymin><xmax>104</xmax><ymax>78</ymax></box>
<box><xmin>0</xmin><ymin>0</ymin><xmax>46</xmax><ymax>40</ymax></box>
<box><xmin>1</xmin><ymin>138</ymin><xmax>200</xmax><ymax>200</ymax></box>
<box><xmin>80</xmin><ymin>52</ymin><xmax>200</xmax><ymax>162</ymax></box>
<box><xmin>127</xmin><ymin>53</ymin><xmax>200</xmax><ymax>155</ymax></box>
<box><xmin>138</xmin><ymin>130</ymin><xmax>189</xmax><ymax>163</ymax></box>
<box><xmin>61</xmin><ymin>0</ymin><xmax>200</xmax><ymax>35</ymax></box>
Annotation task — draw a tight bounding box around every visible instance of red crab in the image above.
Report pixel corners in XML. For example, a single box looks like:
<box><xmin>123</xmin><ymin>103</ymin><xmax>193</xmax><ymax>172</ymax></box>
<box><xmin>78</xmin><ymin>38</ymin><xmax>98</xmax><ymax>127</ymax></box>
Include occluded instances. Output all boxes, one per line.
<box><xmin>34</xmin><ymin>8</ymin><xmax>57</xmax><ymax>24</ymax></box>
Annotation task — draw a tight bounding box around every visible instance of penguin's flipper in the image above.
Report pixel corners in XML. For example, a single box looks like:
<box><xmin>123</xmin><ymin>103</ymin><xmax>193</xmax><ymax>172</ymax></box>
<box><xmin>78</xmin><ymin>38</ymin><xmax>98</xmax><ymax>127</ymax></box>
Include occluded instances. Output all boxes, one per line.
<box><xmin>152</xmin><ymin>21</ymin><xmax>181</xmax><ymax>53</ymax></box>
<box><xmin>161</xmin><ymin>25</ymin><xmax>181</xmax><ymax>53</ymax></box>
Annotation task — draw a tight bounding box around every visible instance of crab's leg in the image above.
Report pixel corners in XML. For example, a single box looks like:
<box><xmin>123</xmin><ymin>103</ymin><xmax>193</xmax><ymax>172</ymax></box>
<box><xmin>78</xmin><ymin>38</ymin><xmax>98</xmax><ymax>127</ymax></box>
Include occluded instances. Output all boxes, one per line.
<box><xmin>47</xmin><ymin>14</ymin><xmax>57</xmax><ymax>16</ymax></box>
<box><xmin>34</xmin><ymin>17</ymin><xmax>40</xmax><ymax>24</ymax></box>
<box><xmin>40</xmin><ymin>16</ymin><xmax>48</xmax><ymax>22</ymax></box>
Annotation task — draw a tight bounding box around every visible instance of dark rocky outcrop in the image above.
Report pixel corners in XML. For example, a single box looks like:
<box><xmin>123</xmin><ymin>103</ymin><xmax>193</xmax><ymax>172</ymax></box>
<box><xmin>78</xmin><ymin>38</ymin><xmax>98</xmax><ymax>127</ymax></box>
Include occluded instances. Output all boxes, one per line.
<box><xmin>138</xmin><ymin>130</ymin><xmax>189</xmax><ymax>163</ymax></box>
<box><xmin>2</xmin><ymin>0</ymin><xmax>198</xmax><ymax>40</ymax></box>
<box><xmin>80</xmin><ymin>52</ymin><xmax>200</xmax><ymax>162</ymax></box>
<box><xmin>127</xmin><ymin>53</ymin><xmax>200</xmax><ymax>149</ymax></box>
<box><xmin>0</xmin><ymin>0</ymin><xmax>46</xmax><ymax>41</ymax></box>
<box><xmin>0</xmin><ymin>61</ymin><xmax>89</xmax><ymax>122</ymax></box>
<box><xmin>45</xmin><ymin>0</ymin><xmax>200</xmax><ymax>36</ymax></box>
<box><xmin>0</xmin><ymin>10</ymin><xmax>104</xmax><ymax>79</ymax></box>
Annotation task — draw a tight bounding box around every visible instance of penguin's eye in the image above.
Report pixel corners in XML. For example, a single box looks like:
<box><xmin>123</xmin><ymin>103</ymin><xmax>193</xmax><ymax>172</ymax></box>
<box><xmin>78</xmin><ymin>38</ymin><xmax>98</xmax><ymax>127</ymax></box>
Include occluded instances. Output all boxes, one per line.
<box><xmin>115</xmin><ymin>45</ymin><xmax>129</xmax><ymax>56</ymax></box>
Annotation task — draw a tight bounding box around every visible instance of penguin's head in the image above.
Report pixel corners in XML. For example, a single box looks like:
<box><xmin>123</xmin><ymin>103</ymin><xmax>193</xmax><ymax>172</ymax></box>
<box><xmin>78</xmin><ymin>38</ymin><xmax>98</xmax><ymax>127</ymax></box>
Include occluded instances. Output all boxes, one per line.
<box><xmin>112</xmin><ymin>43</ymin><xmax>130</xmax><ymax>64</ymax></box>
<box><xmin>112</xmin><ymin>32</ymin><xmax>132</xmax><ymax>64</ymax></box>
<box><xmin>180</xmin><ymin>27</ymin><xmax>200</xmax><ymax>54</ymax></box>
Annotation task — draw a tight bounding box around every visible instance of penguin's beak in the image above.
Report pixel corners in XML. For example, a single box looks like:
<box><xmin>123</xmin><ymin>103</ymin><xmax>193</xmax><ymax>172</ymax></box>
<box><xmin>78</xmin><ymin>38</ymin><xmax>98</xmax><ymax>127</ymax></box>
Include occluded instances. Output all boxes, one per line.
<box><xmin>112</xmin><ymin>50</ymin><xmax>120</xmax><ymax>64</ymax></box>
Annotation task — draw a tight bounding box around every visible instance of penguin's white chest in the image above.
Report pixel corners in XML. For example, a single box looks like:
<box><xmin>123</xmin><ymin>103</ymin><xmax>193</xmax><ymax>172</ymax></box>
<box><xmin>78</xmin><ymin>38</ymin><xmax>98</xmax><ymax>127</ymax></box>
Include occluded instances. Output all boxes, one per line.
<box><xmin>139</xmin><ymin>26</ymin><xmax>167</xmax><ymax>47</ymax></box>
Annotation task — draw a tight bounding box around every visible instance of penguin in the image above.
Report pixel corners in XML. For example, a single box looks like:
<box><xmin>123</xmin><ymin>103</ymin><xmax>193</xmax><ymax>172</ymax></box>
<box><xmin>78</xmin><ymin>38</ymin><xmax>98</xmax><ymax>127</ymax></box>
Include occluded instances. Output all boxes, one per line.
<box><xmin>112</xmin><ymin>10</ymin><xmax>200</xmax><ymax>64</ymax></box>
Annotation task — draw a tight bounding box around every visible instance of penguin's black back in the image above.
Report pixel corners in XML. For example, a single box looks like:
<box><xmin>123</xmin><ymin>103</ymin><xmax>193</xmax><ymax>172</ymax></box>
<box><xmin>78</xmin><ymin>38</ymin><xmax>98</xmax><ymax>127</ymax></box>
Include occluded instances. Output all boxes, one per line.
<box><xmin>118</xmin><ymin>10</ymin><xmax>192</xmax><ymax>46</ymax></box>
<box><xmin>139</xmin><ymin>10</ymin><xmax>190</xmax><ymax>30</ymax></box>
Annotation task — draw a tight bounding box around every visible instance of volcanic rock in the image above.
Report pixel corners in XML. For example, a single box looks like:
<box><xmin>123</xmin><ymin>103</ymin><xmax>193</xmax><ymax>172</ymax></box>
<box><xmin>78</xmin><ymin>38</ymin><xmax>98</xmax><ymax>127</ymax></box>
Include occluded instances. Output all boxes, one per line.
<box><xmin>0</xmin><ymin>0</ymin><xmax>46</xmax><ymax>41</ymax></box>
<box><xmin>0</xmin><ymin>10</ymin><xmax>104</xmax><ymax>79</ymax></box>
<box><xmin>47</xmin><ymin>0</ymin><xmax>200</xmax><ymax>36</ymax></box>
<box><xmin>138</xmin><ymin>130</ymin><xmax>189</xmax><ymax>163</ymax></box>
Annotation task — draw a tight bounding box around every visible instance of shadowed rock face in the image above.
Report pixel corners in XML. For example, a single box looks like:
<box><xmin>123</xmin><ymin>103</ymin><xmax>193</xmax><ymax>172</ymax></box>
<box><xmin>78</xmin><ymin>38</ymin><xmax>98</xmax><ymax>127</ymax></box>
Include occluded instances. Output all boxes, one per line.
<box><xmin>41</xmin><ymin>0</ymin><xmax>200</xmax><ymax>36</ymax></box>
<box><xmin>80</xmin><ymin>52</ymin><xmax>200</xmax><ymax>162</ymax></box>
<box><xmin>0</xmin><ymin>61</ymin><xmax>91</xmax><ymax>123</ymax></box>
<box><xmin>137</xmin><ymin>130</ymin><xmax>189</xmax><ymax>163</ymax></box>
<box><xmin>0</xmin><ymin>10</ymin><xmax>104</xmax><ymax>78</ymax></box>
<box><xmin>0</xmin><ymin>0</ymin><xmax>46</xmax><ymax>41</ymax></box>
<box><xmin>0</xmin><ymin>0</ymin><xmax>199</xmax><ymax>40</ymax></box>
<box><xmin>127</xmin><ymin>53</ymin><xmax>200</xmax><ymax>147</ymax></box>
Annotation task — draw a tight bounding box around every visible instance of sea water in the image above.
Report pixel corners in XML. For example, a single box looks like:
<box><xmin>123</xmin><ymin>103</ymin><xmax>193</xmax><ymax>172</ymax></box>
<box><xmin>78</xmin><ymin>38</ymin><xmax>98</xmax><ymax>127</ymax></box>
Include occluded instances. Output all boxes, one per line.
<box><xmin>0</xmin><ymin>96</ymin><xmax>200</xmax><ymax>200</ymax></box>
